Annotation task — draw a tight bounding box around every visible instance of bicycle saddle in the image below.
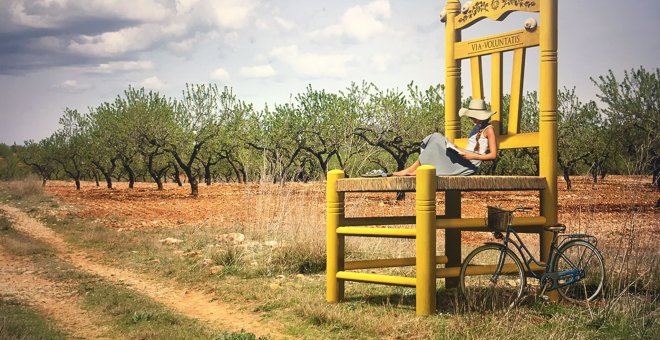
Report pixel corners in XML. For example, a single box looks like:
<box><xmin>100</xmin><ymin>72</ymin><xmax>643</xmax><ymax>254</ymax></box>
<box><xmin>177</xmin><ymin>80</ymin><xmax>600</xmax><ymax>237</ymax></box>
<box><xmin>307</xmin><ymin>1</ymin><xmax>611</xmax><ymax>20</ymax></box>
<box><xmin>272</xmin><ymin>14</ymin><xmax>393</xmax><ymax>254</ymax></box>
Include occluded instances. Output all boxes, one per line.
<box><xmin>544</xmin><ymin>223</ymin><xmax>566</xmax><ymax>233</ymax></box>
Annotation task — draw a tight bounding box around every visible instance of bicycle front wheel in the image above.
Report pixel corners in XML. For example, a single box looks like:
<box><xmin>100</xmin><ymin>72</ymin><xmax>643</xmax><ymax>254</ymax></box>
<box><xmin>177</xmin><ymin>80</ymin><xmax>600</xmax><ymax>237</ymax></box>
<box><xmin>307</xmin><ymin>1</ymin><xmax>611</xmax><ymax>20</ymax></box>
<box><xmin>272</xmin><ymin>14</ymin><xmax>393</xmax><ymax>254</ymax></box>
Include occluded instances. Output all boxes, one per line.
<box><xmin>459</xmin><ymin>244</ymin><xmax>526</xmax><ymax>311</ymax></box>
<box><xmin>552</xmin><ymin>240</ymin><xmax>605</xmax><ymax>303</ymax></box>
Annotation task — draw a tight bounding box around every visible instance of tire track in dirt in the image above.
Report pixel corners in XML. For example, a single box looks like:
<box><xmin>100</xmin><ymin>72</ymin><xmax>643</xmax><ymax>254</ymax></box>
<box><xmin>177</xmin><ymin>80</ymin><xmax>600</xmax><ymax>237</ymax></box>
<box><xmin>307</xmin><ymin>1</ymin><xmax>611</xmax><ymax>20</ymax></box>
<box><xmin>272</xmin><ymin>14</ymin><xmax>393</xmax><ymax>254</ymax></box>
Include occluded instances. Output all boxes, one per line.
<box><xmin>0</xmin><ymin>204</ymin><xmax>285</xmax><ymax>339</ymax></box>
<box><xmin>0</xmin><ymin>243</ymin><xmax>113</xmax><ymax>339</ymax></box>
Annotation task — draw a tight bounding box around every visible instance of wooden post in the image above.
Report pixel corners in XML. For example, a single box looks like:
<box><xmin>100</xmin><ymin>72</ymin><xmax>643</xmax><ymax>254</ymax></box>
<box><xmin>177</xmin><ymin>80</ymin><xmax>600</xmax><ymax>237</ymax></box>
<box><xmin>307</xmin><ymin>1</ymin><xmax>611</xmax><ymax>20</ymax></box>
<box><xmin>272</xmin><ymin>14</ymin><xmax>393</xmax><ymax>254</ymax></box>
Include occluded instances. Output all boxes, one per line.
<box><xmin>326</xmin><ymin>169</ymin><xmax>345</xmax><ymax>303</ymax></box>
<box><xmin>444</xmin><ymin>0</ymin><xmax>461</xmax><ymax>143</ymax></box>
<box><xmin>416</xmin><ymin>165</ymin><xmax>437</xmax><ymax>315</ymax></box>
<box><xmin>444</xmin><ymin>0</ymin><xmax>462</xmax><ymax>290</ymax></box>
<box><xmin>539</xmin><ymin>0</ymin><xmax>559</xmax><ymax>301</ymax></box>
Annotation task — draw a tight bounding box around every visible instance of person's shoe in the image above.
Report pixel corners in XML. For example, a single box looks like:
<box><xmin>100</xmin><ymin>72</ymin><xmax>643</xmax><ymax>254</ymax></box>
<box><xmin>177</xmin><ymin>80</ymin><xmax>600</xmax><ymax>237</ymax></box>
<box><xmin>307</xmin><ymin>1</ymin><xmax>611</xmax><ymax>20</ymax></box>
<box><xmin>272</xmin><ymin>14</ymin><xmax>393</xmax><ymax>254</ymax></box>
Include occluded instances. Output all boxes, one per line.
<box><xmin>362</xmin><ymin>169</ymin><xmax>391</xmax><ymax>177</ymax></box>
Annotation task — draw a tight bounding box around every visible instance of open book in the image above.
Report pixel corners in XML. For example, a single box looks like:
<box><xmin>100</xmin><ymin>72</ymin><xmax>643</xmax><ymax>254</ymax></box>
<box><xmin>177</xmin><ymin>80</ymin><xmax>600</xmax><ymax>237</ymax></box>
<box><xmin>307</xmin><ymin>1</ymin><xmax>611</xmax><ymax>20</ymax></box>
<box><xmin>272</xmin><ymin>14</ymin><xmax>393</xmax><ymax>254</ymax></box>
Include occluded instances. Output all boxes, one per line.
<box><xmin>445</xmin><ymin>139</ymin><xmax>463</xmax><ymax>155</ymax></box>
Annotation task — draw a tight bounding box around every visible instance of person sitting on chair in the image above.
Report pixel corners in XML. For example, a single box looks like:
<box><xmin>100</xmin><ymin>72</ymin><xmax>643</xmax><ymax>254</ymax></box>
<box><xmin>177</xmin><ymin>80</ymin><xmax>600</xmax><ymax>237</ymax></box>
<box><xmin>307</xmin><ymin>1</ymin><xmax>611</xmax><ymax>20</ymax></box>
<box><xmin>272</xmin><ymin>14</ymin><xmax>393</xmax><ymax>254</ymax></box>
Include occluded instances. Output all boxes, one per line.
<box><xmin>393</xmin><ymin>98</ymin><xmax>497</xmax><ymax>176</ymax></box>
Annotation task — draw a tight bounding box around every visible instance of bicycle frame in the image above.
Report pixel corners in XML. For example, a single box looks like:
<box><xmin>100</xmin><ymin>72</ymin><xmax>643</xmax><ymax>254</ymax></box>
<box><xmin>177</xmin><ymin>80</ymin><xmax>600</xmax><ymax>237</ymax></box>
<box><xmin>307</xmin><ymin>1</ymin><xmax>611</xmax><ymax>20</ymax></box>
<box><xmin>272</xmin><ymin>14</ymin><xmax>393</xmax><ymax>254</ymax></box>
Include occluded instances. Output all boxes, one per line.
<box><xmin>491</xmin><ymin>227</ymin><xmax>589</xmax><ymax>291</ymax></box>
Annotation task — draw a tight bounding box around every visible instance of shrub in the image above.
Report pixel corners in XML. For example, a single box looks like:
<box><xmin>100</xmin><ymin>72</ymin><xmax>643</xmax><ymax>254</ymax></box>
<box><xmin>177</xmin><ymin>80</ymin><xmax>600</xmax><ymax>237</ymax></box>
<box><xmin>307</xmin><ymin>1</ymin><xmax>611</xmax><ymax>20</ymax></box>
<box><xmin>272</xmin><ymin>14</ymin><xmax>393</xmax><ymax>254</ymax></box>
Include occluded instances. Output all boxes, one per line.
<box><xmin>271</xmin><ymin>241</ymin><xmax>326</xmax><ymax>274</ymax></box>
<box><xmin>4</xmin><ymin>176</ymin><xmax>44</xmax><ymax>201</ymax></box>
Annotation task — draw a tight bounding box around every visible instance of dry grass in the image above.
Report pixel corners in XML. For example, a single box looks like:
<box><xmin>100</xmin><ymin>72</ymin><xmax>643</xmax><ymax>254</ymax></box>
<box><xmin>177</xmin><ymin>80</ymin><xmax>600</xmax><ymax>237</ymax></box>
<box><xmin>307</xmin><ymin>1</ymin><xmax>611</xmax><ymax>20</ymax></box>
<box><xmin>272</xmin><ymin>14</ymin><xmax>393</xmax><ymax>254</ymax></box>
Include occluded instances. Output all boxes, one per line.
<box><xmin>2</xmin><ymin>176</ymin><xmax>44</xmax><ymax>200</ymax></box>
<box><xmin>0</xmin><ymin>297</ymin><xmax>68</xmax><ymax>340</ymax></box>
<box><xmin>5</xmin><ymin>176</ymin><xmax>658</xmax><ymax>339</ymax></box>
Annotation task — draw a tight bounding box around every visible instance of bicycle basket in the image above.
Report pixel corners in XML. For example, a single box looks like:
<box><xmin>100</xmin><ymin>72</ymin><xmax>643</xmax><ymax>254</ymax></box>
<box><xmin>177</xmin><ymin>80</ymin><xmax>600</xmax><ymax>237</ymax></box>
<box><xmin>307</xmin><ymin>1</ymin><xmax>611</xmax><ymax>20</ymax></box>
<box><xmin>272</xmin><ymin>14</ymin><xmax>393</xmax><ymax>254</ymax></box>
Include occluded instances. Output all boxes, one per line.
<box><xmin>487</xmin><ymin>206</ymin><xmax>512</xmax><ymax>232</ymax></box>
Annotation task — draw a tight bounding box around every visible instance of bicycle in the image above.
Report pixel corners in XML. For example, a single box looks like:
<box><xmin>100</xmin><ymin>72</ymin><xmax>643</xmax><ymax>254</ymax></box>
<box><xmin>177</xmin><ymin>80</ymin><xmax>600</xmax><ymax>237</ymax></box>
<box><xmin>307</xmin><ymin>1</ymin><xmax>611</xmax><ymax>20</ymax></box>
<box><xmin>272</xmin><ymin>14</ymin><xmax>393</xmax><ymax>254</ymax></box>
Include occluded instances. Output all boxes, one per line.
<box><xmin>459</xmin><ymin>206</ymin><xmax>605</xmax><ymax>310</ymax></box>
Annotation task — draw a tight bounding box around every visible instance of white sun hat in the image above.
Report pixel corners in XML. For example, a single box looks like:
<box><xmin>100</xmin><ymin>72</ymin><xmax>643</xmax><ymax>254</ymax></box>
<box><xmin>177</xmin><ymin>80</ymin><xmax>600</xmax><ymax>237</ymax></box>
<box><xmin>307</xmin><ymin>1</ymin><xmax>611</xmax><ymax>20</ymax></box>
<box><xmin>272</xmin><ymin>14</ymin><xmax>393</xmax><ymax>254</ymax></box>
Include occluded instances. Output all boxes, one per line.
<box><xmin>458</xmin><ymin>98</ymin><xmax>496</xmax><ymax>121</ymax></box>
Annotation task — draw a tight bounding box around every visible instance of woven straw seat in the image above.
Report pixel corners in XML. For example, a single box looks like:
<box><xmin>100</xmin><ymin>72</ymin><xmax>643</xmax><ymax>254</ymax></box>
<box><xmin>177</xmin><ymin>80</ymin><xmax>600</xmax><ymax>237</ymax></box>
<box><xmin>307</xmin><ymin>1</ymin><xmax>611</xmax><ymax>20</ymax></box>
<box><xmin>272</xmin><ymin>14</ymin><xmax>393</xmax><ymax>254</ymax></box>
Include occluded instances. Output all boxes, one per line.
<box><xmin>335</xmin><ymin>175</ymin><xmax>546</xmax><ymax>192</ymax></box>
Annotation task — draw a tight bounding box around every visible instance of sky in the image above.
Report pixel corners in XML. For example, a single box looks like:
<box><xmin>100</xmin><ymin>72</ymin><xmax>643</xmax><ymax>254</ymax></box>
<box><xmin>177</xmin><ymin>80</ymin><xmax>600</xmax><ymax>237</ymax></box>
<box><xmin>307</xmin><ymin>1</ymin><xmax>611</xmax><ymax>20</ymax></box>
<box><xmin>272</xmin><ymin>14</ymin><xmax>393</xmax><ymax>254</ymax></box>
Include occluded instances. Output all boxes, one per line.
<box><xmin>1</xmin><ymin>0</ymin><xmax>659</xmax><ymax>145</ymax></box>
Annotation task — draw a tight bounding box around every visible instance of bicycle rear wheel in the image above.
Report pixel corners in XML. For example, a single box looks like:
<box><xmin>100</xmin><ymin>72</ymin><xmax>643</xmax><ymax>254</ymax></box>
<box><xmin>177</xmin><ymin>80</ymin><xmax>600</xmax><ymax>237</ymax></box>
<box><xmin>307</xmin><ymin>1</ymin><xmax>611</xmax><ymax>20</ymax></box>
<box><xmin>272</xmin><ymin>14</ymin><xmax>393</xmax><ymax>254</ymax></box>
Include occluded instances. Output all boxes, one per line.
<box><xmin>552</xmin><ymin>240</ymin><xmax>605</xmax><ymax>303</ymax></box>
<box><xmin>459</xmin><ymin>244</ymin><xmax>526</xmax><ymax>311</ymax></box>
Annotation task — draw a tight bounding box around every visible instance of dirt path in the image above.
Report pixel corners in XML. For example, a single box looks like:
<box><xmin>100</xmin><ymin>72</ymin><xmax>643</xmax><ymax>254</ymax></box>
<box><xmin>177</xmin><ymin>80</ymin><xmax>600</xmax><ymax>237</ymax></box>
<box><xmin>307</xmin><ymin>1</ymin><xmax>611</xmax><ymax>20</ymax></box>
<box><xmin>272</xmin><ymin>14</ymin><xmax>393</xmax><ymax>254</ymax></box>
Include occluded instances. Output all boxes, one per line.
<box><xmin>0</xmin><ymin>204</ymin><xmax>285</xmax><ymax>339</ymax></box>
<box><xmin>0</xmin><ymin>243</ymin><xmax>113</xmax><ymax>339</ymax></box>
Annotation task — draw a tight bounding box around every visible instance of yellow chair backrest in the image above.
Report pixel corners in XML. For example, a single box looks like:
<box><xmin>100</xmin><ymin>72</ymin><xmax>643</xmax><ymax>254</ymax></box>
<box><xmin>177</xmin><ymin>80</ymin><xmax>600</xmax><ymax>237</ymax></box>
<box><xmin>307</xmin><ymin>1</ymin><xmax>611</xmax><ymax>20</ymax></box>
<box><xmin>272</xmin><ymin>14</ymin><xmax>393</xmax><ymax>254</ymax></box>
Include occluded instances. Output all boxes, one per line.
<box><xmin>444</xmin><ymin>0</ymin><xmax>549</xmax><ymax>150</ymax></box>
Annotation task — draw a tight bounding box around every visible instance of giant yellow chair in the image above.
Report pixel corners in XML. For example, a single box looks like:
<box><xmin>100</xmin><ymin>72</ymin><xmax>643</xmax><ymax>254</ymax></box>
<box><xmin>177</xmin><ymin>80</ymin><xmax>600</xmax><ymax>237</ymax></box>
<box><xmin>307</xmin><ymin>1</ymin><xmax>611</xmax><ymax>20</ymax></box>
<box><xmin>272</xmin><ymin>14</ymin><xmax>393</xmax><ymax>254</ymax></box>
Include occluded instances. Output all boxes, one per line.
<box><xmin>326</xmin><ymin>0</ymin><xmax>558</xmax><ymax>315</ymax></box>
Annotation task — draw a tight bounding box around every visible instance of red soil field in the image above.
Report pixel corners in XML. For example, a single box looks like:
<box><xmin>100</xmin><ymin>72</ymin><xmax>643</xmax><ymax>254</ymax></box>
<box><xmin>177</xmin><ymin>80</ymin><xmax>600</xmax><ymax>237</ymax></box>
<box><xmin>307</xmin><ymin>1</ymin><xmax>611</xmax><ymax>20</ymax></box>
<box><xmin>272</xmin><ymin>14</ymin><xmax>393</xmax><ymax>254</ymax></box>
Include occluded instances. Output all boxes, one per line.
<box><xmin>43</xmin><ymin>176</ymin><xmax>658</xmax><ymax>248</ymax></box>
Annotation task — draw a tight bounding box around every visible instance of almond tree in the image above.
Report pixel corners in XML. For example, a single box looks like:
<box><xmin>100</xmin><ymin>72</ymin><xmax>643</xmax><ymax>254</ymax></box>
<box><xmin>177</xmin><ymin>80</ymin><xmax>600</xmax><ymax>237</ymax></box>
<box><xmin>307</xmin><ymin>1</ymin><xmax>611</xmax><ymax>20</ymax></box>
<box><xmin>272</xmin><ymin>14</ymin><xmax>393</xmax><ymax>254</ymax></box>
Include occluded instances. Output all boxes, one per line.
<box><xmin>487</xmin><ymin>92</ymin><xmax>541</xmax><ymax>176</ymax></box>
<box><xmin>246</xmin><ymin>103</ymin><xmax>306</xmax><ymax>183</ymax></box>
<box><xmin>103</xmin><ymin>92</ymin><xmax>142</xmax><ymax>189</ymax></box>
<box><xmin>295</xmin><ymin>83</ymin><xmax>372</xmax><ymax>178</ymax></box>
<box><xmin>194</xmin><ymin>89</ymin><xmax>254</xmax><ymax>185</ymax></box>
<box><xmin>355</xmin><ymin>82</ymin><xmax>444</xmax><ymax>174</ymax></box>
<box><xmin>21</xmin><ymin>137</ymin><xmax>58</xmax><ymax>186</ymax></box>
<box><xmin>556</xmin><ymin>87</ymin><xmax>606</xmax><ymax>190</ymax></box>
<box><xmin>592</xmin><ymin>67</ymin><xmax>660</xmax><ymax>188</ymax></box>
<box><xmin>218</xmin><ymin>111</ymin><xmax>252</xmax><ymax>183</ymax></box>
<box><xmin>86</xmin><ymin>102</ymin><xmax>121</xmax><ymax>189</ymax></box>
<box><xmin>51</xmin><ymin>108</ymin><xmax>89</xmax><ymax>190</ymax></box>
<box><xmin>150</xmin><ymin>84</ymin><xmax>223</xmax><ymax>196</ymax></box>
<box><xmin>335</xmin><ymin>82</ymin><xmax>380</xmax><ymax>176</ymax></box>
<box><xmin>123</xmin><ymin>87</ymin><xmax>177</xmax><ymax>190</ymax></box>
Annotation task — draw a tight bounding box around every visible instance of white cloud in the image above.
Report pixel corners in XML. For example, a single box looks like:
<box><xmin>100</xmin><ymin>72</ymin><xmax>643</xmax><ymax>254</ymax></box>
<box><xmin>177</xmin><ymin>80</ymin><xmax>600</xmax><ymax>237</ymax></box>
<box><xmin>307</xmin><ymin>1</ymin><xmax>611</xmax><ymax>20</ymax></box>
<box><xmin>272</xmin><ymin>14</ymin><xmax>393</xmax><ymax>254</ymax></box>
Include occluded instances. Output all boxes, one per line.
<box><xmin>167</xmin><ymin>32</ymin><xmax>209</xmax><ymax>54</ymax></box>
<box><xmin>88</xmin><ymin>1</ymin><xmax>172</xmax><ymax>22</ymax></box>
<box><xmin>67</xmin><ymin>24</ymin><xmax>171</xmax><ymax>57</ymax></box>
<box><xmin>54</xmin><ymin>79</ymin><xmax>91</xmax><ymax>93</ymax></box>
<box><xmin>91</xmin><ymin>60</ymin><xmax>155</xmax><ymax>73</ymax></box>
<box><xmin>310</xmin><ymin>0</ymin><xmax>391</xmax><ymax>41</ymax></box>
<box><xmin>34</xmin><ymin>36</ymin><xmax>67</xmax><ymax>51</ymax></box>
<box><xmin>239</xmin><ymin>64</ymin><xmax>277</xmax><ymax>78</ymax></box>
<box><xmin>256</xmin><ymin>16</ymin><xmax>296</xmax><ymax>31</ymax></box>
<box><xmin>140</xmin><ymin>76</ymin><xmax>165</xmax><ymax>89</ymax></box>
<box><xmin>209</xmin><ymin>0</ymin><xmax>256</xmax><ymax>30</ymax></box>
<box><xmin>2</xmin><ymin>0</ymin><xmax>270</xmax><ymax>77</ymax></box>
<box><xmin>8</xmin><ymin>0</ymin><xmax>171</xmax><ymax>29</ymax></box>
<box><xmin>274</xmin><ymin>17</ymin><xmax>295</xmax><ymax>31</ymax></box>
<box><xmin>9</xmin><ymin>1</ymin><xmax>55</xmax><ymax>29</ymax></box>
<box><xmin>210</xmin><ymin>67</ymin><xmax>231</xmax><ymax>81</ymax></box>
<box><xmin>270</xmin><ymin>45</ymin><xmax>353</xmax><ymax>78</ymax></box>
<box><xmin>175</xmin><ymin>0</ymin><xmax>202</xmax><ymax>14</ymax></box>
<box><xmin>4</xmin><ymin>0</ymin><xmax>259</xmax><ymax>67</ymax></box>
<box><xmin>371</xmin><ymin>54</ymin><xmax>391</xmax><ymax>72</ymax></box>
<box><xmin>223</xmin><ymin>31</ymin><xmax>240</xmax><ymax>48</ymax></box>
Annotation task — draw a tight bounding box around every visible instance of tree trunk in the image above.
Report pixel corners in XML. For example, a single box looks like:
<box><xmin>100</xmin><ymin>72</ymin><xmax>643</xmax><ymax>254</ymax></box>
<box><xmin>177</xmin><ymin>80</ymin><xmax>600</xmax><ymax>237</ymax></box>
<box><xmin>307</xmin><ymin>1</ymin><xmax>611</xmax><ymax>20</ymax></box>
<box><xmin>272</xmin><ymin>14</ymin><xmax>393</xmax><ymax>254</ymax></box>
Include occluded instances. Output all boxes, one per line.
<box><xmin>227</xmin><ymin>159</ymin><xmax>247</xmax><ymax>184</ymax></box>
<box><xmin>75</xmin><ymin>178</ymin><xmax>81</xmax><ymax>190</ymax></box>
<box><xmin>93</xmin><ymin>172</ymin><xmax>100</xmax><ymax>187</ymax></box>
<box><xmin>488</xmin><ymin>157</ymin><xmax>500</xmax><ymax>175</ymax></box>
<box><xmin>204</xmin><ymin>163</ymin><xmax>212</xmax><ymax>186</ymax></box>
<box><xmin>589</xmin><ymin>160</ymin><xmax>603</xmax><ymax>184</ymax></box>
<box><xmin>562</xmin><ymin>168</ymin><xmax>572</xmax><ymax>191</ymax></box>
<box><xmin>168</xmin><ymin>148</ymin><xmax>202</xmax><ymax>196</ymax></box>
<box><xmin>395</xmin><ymin>158</ymin><xmax>406</xmax><ymax>201</ymax></box>
<box><xmin>124</xmin><ymin>163</ymin><xmax>135</xmax><ymax>189</ymax></box>
<box><xmin>147</xmin><ymin>168</ymin><xmax>162</xmax><ymax>191</ymax></box>
<box><xmin>189</xmin><ymin>177</ymin><xmax>199</xmax><ymax>196</ymax></box>
<box><xmin>308</xmin><ymin>150</ymin><xmax>331</xmax><ymax>179</ymax></box>
<box><xmin>42</xmin><ymin>178</ymin><xmax>47</xmax><ymax>187</ymax></box>
<box><xmin>591</xmin><ymin>166</ymin><xmax>598</xmax><ymax>184</ymax></box>
<box><xmin>653</xmin><ymin>157</ymin><xmax>660</xmax><ymax>189</ymax></box>
<box><xmin>171</xmin><ymin>163</ymin><xmax>183</xmax><ymax>186</ymax></box>
<box><xmin>146</xmin><ymin>153</ymin><xmax>164</xmax><ymax>190</ymax></box>
<box><xmin>103</xmin><ymin>172</ymin><xmax>113</xmax><ymax>189</ymax></box>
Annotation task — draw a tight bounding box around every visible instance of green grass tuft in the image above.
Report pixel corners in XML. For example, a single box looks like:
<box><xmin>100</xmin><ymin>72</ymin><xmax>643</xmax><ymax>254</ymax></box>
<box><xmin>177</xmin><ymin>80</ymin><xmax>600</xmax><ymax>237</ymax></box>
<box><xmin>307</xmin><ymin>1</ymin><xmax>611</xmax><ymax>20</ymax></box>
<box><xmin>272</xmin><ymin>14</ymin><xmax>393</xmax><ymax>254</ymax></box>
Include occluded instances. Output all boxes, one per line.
<box><xmin>78</xmin><ymin>280</ymin><xmax>220</xmax><ymax>339</ymax></box>
<box><xmin>213</xmin><ymin>330</ymin><xmax>268</xmax><ymax>340</ymax></box>
<box><xmin>0</xmin><ymin>213</ymin><xmax>11</xmax><ymax>231</ymax></box>
<box><xmin>0</xmin><ymin>296</ymin><xmax>68</xmax><ymax>340</ymax></box>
